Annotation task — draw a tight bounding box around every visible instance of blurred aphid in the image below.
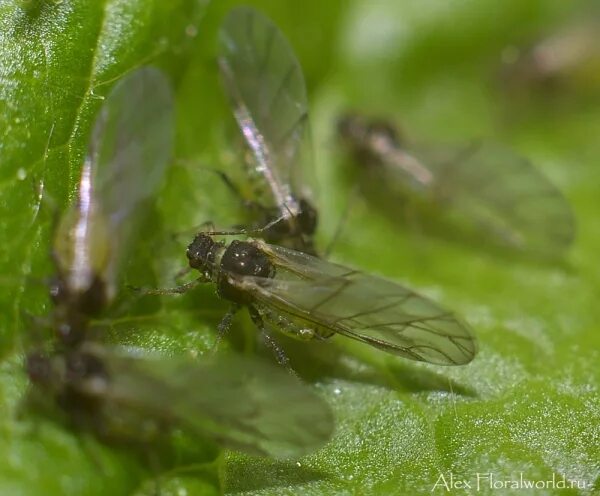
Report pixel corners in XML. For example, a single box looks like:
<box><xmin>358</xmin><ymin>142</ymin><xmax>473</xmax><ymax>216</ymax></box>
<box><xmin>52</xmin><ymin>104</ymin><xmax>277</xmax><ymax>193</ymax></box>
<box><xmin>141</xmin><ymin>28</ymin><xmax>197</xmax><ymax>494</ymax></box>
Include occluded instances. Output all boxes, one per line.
<box><xmin>27</xmin><ymin>67</ymin><xmax>333</xmax><ymax>458</ymax></box>
<box><xmin>27</xmin><ymin>342</ymin><xmax>333</xmax><ymax>459</ymax></box>
<box><xmin>51</xmin><ymin>66</ymin><xmax>174</xmax><ymax>342</ymax></box>
<box><xmin>217</xmin><ymin>6</ymin><xmax>319</xmax><ymax>255</ymax></box>
<box><xmin>498</xmin><ymin>17</ymin><xmax>600</xmax><ymax>95</ymax></box>
<box><xmin>181</xmin><ymin>233</ymin><xmax>477</xmax><ymax>366</ymax></box>
<box><xmin>337</xmin><ymin>113</ymin><xmax>575</xmax><ymax>258</ymax></box>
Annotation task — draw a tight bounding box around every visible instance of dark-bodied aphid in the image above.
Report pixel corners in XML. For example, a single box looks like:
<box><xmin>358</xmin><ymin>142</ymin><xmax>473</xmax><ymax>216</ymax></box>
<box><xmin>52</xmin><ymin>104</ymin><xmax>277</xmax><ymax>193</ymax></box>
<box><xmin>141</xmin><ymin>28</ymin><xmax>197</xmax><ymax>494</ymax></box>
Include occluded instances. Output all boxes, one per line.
<box><xmin>337</xmin><ymin>112</ymin><xmax>575</xmax><ymax>258</ymax></box>
<box><xmin>27</xmin><ymin>342</ymin><xmax>333</xmax><ymax>459</ymax></box>
<box><xmin>183</xmin><ymin>233</ymin><xmax>477</xmax><ymax>366</ymax></box>
<box><xmin>217</xmin><ymin>6</ymin><xmax>319</xmax><ymax>255</ymax></box>
<box><xmin>27</xmin><ymin>67</ymin><xmax>333</xmax><ymax>459</ymax></box>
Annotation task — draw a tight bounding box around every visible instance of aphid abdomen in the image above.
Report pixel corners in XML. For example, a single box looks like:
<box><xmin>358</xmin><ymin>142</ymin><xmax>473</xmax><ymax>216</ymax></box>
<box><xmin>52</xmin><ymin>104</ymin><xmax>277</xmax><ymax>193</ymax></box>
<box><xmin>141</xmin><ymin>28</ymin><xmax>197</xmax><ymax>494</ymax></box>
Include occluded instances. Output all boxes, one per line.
<box><xmin>257</xmin><ymin>305</ymin><xmax>334</xmax><ymax>342</ymax></box>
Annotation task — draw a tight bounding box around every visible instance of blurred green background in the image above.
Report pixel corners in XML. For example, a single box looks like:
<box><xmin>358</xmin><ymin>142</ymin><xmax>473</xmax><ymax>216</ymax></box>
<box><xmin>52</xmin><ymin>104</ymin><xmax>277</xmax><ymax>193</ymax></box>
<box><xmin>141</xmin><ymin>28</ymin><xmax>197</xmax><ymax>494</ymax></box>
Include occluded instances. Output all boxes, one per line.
<box><xmin>0</xmin><ymin>0</ymin><xmax>598</xmax><ymax>494</ymax></box>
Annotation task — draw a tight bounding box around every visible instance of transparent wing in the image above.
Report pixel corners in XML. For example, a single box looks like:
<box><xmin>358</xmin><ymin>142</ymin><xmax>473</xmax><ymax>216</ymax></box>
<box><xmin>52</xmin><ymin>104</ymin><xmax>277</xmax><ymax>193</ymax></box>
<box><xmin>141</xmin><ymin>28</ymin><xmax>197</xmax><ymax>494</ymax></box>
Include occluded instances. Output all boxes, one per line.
<box><xmin>54</xmin><ymin>67</ymin><xmax>174</xmax><ymax>299</ymax></box>
<box><xmin>218</xmin><ymin>6</ymin><xmax>314</xmax><ymax>215</ymax></box>
<box><xmin>91</xmin><ymin>67</ymin><xmax>174</xmax><ymax>294</ymax></box>
<box><xmin>388</xmin><ymin>141</ymin><xmax>575</xmax><ymax>256</ymax></box>
<box><xmin>235</xmin><ymin>242</ymin><xmax>476</xmax><ymax>366</ymax></box>
<box><xmin>85</xmin><ymin>346</ymin><xmax>333</xmax><ymax>459</ymax></box>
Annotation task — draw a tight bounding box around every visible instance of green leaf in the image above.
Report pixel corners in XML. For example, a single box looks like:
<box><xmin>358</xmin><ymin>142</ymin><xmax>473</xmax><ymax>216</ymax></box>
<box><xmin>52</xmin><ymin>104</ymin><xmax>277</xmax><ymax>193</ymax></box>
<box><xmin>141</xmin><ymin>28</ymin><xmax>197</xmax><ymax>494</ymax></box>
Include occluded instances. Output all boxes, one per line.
<box><xmin>1</xmin><ymin>0</ymin><xmax>599</xmax><ymax>495</ymax></box>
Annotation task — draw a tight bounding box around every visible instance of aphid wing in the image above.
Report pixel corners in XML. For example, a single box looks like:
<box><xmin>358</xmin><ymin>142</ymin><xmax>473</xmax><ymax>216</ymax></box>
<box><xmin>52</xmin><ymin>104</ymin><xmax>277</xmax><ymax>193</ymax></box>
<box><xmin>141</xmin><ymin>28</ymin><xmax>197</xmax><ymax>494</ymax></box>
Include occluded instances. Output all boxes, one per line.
<box><xmin>407</xmin><ymin>141</ymin><xmax>575</xmax><ymax>256</ymax></box>
<box><xmin>53</xmin><ymin>68</ymin><xmax>173</xmax><ymax>300</ymax></box>
<box><xmin>240</xmin><ymin>243</ymin><xmax>476</xmax><ymax>365</ymax></box>
<box><xmin>89</xmin><ymin>67</ymin><xmax>174</xmax><ymax>298</ymax></box>
<box><xmin>218</xmin><ymin>7</ymin><xmax>314</xmax><ymax>209</ymax></box>
<box><xmin>54</xmin><ymin>68</ymin><xmax>173</xmax><ymax>301</ymax></box>
<box><xmin>89</xmin><ymin>348</ymin><xmax>333</xmax><ymax>459</ymax></box>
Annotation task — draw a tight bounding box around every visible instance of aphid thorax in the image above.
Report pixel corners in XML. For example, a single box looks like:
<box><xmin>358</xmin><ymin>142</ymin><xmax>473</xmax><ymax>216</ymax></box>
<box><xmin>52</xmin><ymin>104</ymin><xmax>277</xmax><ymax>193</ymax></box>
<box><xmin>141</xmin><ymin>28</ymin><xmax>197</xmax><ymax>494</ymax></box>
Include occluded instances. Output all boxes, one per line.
<box><xmin>186</xmin><ymin>234</ymin><xmax>275</xmax><ymax>304</ymax></box>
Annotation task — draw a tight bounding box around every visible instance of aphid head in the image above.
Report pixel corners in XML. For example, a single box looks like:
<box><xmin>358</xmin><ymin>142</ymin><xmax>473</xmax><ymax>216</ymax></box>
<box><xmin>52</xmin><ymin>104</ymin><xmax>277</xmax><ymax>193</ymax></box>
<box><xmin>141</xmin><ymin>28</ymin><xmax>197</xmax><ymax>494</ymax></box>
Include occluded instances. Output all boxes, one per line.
<box><xmin>337</xmin><ymin>113</ymin><xmax>367</xmax><ymax>143</ymax></box>
<box><xmin>187</xmin><ymin>233</ymin><xmax>221</xmax><ymax>275</ymax></box>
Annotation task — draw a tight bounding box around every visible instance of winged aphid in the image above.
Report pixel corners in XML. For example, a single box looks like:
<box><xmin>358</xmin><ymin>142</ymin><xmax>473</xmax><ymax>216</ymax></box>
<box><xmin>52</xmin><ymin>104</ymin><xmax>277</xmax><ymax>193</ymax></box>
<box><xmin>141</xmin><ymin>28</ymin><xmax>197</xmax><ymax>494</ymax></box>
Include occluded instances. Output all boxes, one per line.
<box><xmin>337</xmin><ymin>112</ymin><xmax>575</xmax><ymax>258</ymax></box>
<box><xmin>217</xmin><ymin>6</ymin><xmax>319</xmax><ymax>254</ymax></box>
<box><xmin>182</xmin><ymin>232</ymin><xmax>477</xmax><ymax>367</ymax></box>
<box><xmin>26</xmin><ymin>67</ymin><xmax>333</xmax><ymax>459</ymax></box>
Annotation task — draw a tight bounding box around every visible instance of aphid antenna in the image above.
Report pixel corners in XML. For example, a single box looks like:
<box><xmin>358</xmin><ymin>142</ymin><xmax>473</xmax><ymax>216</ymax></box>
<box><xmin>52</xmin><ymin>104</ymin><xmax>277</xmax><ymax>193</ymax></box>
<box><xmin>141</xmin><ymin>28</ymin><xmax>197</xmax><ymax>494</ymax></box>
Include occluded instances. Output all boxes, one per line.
<box><xmin>170</xmin><ymin>220</ymin><xmax>216</xmax><ymax>243</ymax></box>
<box><xmin>176</xmin><ymin>160</ymin><xmax>270</xmax><ymax>214</ymax></box>
<box><xmin>89</xmin><ymin>53</ymin><xmax>167</xmax><ymax>95</ymax></box>
<box><xmin>21</xmin><ymin>121</ymin><xmax>55</xmax><ymax>232</ymax></box>
<box><xmin>199</xmin><ymin>166</ymin><xmax>250</xmax><ymax>207</ymax></box>
<box><xmin>173</xmin><ymin>265</ymin><xmax>192</xmax><ymax>284</ymax></box>
<box><xmin>202</xmin><ymin>212</ymin><xmax>288</xmax><ymax>237</ymax></box>
<box><xmin>127</xmin><ymin>278</ymin><xmax>203</xmax><ymax>297</ymax></box>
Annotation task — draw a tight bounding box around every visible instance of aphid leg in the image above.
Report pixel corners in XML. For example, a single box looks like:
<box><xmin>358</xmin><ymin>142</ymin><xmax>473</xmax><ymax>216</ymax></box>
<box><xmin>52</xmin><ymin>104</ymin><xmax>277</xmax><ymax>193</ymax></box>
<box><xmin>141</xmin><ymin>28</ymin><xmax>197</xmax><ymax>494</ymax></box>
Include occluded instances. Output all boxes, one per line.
<box><xmin>184</xmin><ymin>164</ymin><xmax>266</xmax><ymax>214</ymax></box>
<box><xmin>248</xmin><ymin>307</ymin><xmax>297</xmax><ymax>376</ymax></box>
<box><xmin>210</xmin><ymin>305</ymin><xmax>240</xmax><ymax>353</ymax></box>
<box><xmin>128</xmin><ymin>276</ymin><xmax>206</xmax><ymax>296</ymax></box>
<box><xmin>174</xmin><ymin>266</ymin><xmax>192</xmax><ymax>284</ymax></box>
<box><xmin>324</xmin><ymin>184</ymin><xmax>360</xmax><ymax>257</ymax></box>
<box><xmin>171</xmin><ymin>220</ymin><xmax>216</xmax><ymax>243</ymax></box>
